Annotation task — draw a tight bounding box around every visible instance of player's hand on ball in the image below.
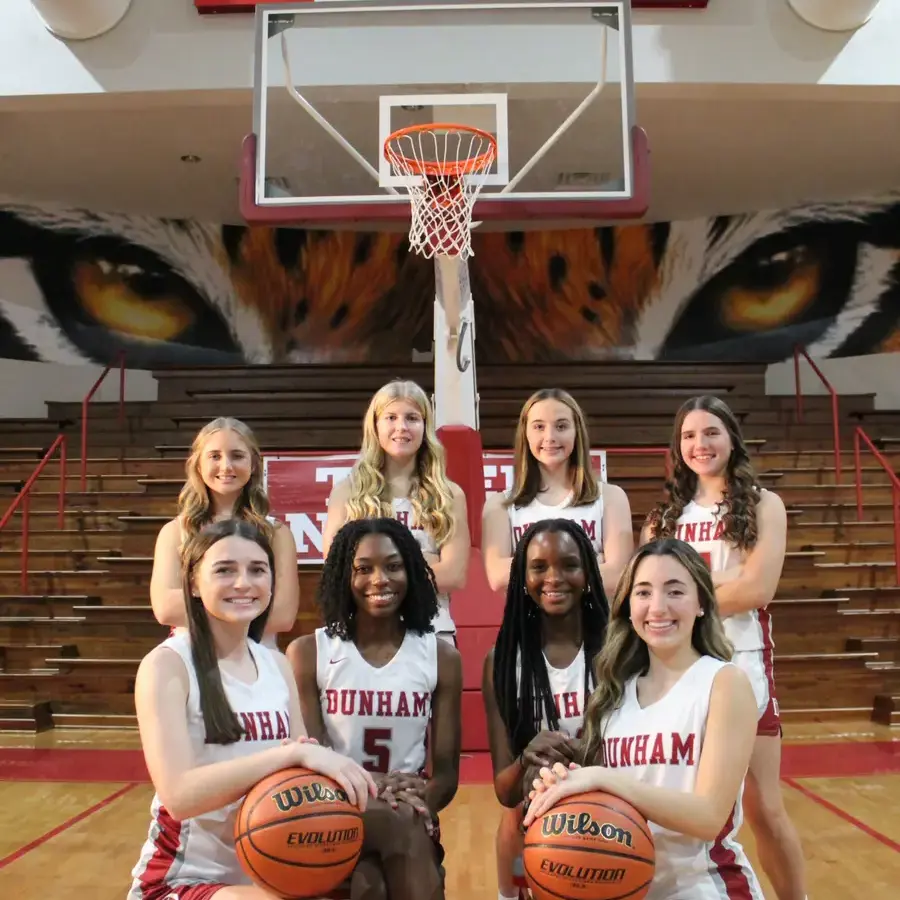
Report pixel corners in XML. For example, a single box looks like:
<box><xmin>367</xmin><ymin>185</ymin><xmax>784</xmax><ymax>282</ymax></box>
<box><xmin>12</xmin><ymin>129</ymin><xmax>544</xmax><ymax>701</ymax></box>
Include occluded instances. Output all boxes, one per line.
<box><xmin>522</xmin><ymin>763</ymin><xmax>592</xmax><ymax>826</ymax></box>
<box><xmin>297</xmin><ymin>743</ymin><xmax>378</xmax><ymax>810</ymax></box>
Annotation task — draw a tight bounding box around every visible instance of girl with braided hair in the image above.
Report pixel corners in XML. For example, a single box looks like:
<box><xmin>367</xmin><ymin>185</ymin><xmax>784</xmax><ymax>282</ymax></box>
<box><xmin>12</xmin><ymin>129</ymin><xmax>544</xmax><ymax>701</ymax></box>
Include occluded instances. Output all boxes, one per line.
<box><xmin>642</xmin><ymin>395</ymin><xmax>807</xmax><ymax>900</ymax></box>
<box><xmin>287</xmin><ymin>517</ymin><xmax>462</xmax><ymax>900</ymax></box>
<box><xmin>481</xmin><ymin>518</ymin><xmax>609</xmax><ymax>900</ymax></box>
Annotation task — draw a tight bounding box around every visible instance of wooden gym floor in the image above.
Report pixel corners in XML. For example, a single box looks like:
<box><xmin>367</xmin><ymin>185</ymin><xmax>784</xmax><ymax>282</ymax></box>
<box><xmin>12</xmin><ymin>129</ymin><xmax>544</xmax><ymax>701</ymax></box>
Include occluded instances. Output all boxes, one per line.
<box><xmin>0</xmin><ymin>720</ymin><xmax>897</xmax><ymax>899</ymax></box>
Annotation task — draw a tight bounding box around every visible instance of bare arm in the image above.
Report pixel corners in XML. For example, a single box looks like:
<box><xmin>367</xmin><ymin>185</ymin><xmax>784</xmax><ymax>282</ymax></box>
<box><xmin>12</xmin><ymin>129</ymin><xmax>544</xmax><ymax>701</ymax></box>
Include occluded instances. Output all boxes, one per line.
<box><xmin>527</xmin><ymin>665</ymin><xmax>758</xmax><ymax>841</ymax></box>
<box><xmin>425</xmin><ymin>483</ymin><xmax>470</xmax><ymax>593</ymax></box>
<box><xmin>598</xmin><ymin>483</ymin><xmax>634</xmax><ymax>597</ymax></box>
<box><xmin>264</xmin><ymin>523</ymin><xmax>301</xmax><ymax>636</ymax></box>
<box><xmin>481</xmin><ymin>648</ymin><xmax>528</xmax><ymax>807</ymax></box>
<box><xmin>286</xmin><ymin>634</ymin><xmax>330</xmax><ymax>746</ymax></box>
<box><xmin>149</xmin><ymin>519</ymin><xmax>187</xmax><ymax>628</ymax></box>
<box><xmin>715</xmin><ymin>491</ymin><xmax>787</xmax><ymax>617</ymax></box>
<box><xmin>423</xmin><ymin>639</ymin><xmax>463</xmax><ymax>815</ymax></box>
<box><xmin>481</xmin><ymin>492</ymin><xmax>514</xmax><ymax>593</ymax></box>
<box><xmin>322</xmin><ymin>478</ymin><xmax>352</xmax><ymax>559</ymax></box>
<box><xmin>135</xmin><ymin>646</ymin><xmax>373</xmax><ymax>820</ymax></box>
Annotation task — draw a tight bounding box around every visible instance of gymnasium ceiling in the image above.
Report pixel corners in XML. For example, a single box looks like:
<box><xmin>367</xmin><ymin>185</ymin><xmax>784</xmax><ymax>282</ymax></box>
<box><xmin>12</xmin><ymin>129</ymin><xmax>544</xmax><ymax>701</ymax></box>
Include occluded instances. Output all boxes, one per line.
<box><xmin>1</xmin><ymin>85</ymin><xmax>899</xmax><ymax>227</ymax></box>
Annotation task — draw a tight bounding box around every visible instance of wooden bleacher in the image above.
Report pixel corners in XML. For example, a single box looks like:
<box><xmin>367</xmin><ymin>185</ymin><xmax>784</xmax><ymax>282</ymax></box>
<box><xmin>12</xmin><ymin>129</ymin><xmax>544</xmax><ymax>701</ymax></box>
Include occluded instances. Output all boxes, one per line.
<box><xmin>0</xmin><ymin>361</ymin><xmax>898</xmax><ymax>733</ymax></box>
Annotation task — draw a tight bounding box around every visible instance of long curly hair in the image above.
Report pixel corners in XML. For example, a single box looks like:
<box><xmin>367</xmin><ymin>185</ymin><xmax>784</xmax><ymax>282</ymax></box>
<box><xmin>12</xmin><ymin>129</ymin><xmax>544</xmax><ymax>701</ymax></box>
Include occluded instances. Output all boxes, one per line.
<box><xmin>345</xmin><ymin>381</ymin><xmax>456</xmax><ymax>547</ymax></box>
<box><xmin>177</xmin><ymin>417</ymin><xmax>272</xmax><ymax>544</ymax></box>
<box><xmin>506</xmin><ymin>388</ymin><xmax>599</xmax><ymax>509</ymax></box>
<box><xmin>493</xmin><ymin>519</ymin><xmax>609</xmax><ymax>757</ymax></box>
<box><xmin>316</xmin><ymin>517</ymin><xmax>440</xmax><ymax>642</ymax></box>
<box><xmin>579</xmin><ymin>538</ymin><xmax>733</xmax><ymax>766</ymax></box>
<box><xmin>645</xmin><ymin>396</ymin><xmax>761</xmax><ymax>550</ymax></box>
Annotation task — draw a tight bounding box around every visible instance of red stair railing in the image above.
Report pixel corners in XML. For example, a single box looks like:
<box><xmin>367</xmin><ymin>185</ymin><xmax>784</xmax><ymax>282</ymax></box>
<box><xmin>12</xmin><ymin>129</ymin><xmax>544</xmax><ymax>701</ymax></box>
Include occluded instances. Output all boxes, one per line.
<box><xmin>81</xmin><ymin>352</ymin><xmax>126</xmax><ymax>490</ymax></box>
<box><xmin>794</xmin><ymin>344</ymin><xmax>841</xmax><ymax>483</ymax></box>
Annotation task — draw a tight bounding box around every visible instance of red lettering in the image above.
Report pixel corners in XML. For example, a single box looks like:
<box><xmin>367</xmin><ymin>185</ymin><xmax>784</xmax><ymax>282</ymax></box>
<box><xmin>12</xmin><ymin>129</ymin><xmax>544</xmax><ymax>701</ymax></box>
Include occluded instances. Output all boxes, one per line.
<box><xmin>671</xmin><ymin>732</ymin><xmax>695</xmax><ymax>765</ymax></box>
<box><xmin>240</xmin><ymin>712</ymin><xmax>258</xmax><ymax>742</ymax></box>
<box><xmin>649</xmin><ymin>733</ymin><xmax>666</xmax><ymax>765</ymax></box>
<box><xmin>580</xmin><ymin>520</ymin><xmax>596</xmax><ymax>541</ymax></box>
<box><xmin>359</xmin><ymin>691</ymin><xmax>374</xmax><ymax>716</ymax></box>
<box><xmin>362</xmin><ymin>728</ymin><xmax>393</xmax><ymax>774</ymax></box>
<box><xmin>620</xmin><ymin>736</ymin><xmax>634</xmax><ymax>766</ymax></box>
<box><xmin>699</xmin><ymin>550</ymin><xmax>712</xmax><ymax>570</ymax></box>
<box><xmin>562</xmin><ymin>692</ymin><xmax>580</xmax><ymax>719</ymax></box>
<box><xmin>325</xmin><ymin>689</ymin><xmax>338</xmax><ymax>716</ymax></box>
<box><xmin>340</xmin><ymin>690</ymin><xmax>356</xmax><ymax>715</ymax></box>
<box><xmin>682</xmin><ymin>522</ymin><xmax>697</xmax><ymax>542</ymax></box>
<box><xmin>256</xmin><ymin>711</ymin><xmax>274</xmax><ymax>741</ymax></box>
<box><xmin>396</xmin><ymin>692</ymin><xmax>410</xmax><ymax>717</ymax></box>
<box><xmin>698</xmin><ymin>521</ymin><xmax>712</xmax><ymax>542</ymax></box>
<box><xmin>275</xmin><ymin>710</ymin><xmax>288</xmax><ymax>740</ymax></box>
<box><xmin>713</xmin><ymin>519</ymin><xmax>725</xmax><ymax>540</ymax></box>
<box><xmin>396</xmin><ymin>510</ymin><xmax>409</xmax><ymax>527</ymax></box>
<box><xmin>413</xmin><ymin>692</ymin><xmax>429</xmax><ymax>717</ymax></box>
<box><xmin>633</xmin><ymin>734</ymin><xmax>649</xmax><ymax>766</ymax></box>
<box><xmin>376</xmin><ymin>691</ymin><xmax>393</xmax><ymax>717</ymax></box>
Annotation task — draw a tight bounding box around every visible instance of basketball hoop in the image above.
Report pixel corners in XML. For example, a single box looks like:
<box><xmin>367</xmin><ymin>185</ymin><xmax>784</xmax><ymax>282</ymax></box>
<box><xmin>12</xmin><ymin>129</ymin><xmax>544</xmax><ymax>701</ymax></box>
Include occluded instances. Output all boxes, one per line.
<box><xmin>384</xmin><ymin>123</ymin><xmax>498</xmax><ymax>260</ymax></box>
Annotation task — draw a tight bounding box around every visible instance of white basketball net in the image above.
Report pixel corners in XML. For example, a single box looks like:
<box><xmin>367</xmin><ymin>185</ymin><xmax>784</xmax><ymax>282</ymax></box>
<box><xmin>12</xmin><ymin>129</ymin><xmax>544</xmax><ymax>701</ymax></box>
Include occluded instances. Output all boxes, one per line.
<box><xmin>384</xmin><ymin>125</ymin><xmax>497</xmax><ymax>260</ymax></box>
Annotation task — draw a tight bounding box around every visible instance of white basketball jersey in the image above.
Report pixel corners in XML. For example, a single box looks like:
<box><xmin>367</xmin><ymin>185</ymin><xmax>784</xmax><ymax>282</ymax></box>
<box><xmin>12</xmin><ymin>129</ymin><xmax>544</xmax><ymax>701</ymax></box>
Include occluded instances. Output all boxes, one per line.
<box><xmin>602</xmin><ymin>656</ymin><xmax>764</xmax><ymax>900</ymax></box>
<box><xmin>517</xmin><ymin>648</ymin><xmax>589</xmax><ymax>739</ymax></box>
<box><xmin>315</xmin><ymin>626</ymin><xmax>438</xmax><ymax>774</ymax></box>
<box><xmin>507</xmin><ymin>491</ymin><xmax>604</xmax><ymax>555</ymax></box>
<box><xmin>392</xmin><ymin>497</ymin><xmax>455</xmax><ymax>634</ymax></box>
<box><xmin>674</xmin><ymin>500</ymin><xmax>772</xmax><ymax>652</ymax></box>
<box><xmin>128</xmin><ymin>632</ymin><xmax>291</xmax><ymax>897</ymax></box>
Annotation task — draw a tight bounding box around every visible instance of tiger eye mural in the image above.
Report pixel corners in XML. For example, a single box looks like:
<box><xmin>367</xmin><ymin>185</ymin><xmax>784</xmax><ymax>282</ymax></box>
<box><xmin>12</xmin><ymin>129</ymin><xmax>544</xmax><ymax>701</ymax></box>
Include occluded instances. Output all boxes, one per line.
<box><xmin>0</xmin><ymin>194</ymin><xmax>898</xmax><ymax>368</ymax></box>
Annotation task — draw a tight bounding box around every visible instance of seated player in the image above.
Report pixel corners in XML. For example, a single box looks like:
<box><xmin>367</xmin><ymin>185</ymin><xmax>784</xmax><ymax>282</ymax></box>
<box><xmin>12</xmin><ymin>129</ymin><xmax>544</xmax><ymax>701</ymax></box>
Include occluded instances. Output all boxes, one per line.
<box><xmin>524</xmin><ymin>538</ymin><xmax>765</xmax><ymax>900</ymax></box>
<box><xmin>128</xmin><ymin>519</ymin><xmax>375</xmax><ymax>900</ymax></box>
<box><xmin>481</xmin><ymin>518</ymin><xmax>609</xmax><ymax>900</ymax></box>
<box><xmin>150</xmin><ymin>416</ymin><xmax>299</xmax><ymax>649</ymax></box>
<box><xmin>287</xmin><ymin>517</ymin><xmax>463</xmax><ymax>900</ymax></box>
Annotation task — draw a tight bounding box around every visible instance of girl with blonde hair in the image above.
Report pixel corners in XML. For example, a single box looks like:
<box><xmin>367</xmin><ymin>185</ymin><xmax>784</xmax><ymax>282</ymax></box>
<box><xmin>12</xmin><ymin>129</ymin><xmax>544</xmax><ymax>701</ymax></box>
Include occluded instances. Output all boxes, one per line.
<box><xmin>150</xmin><ymin>417</ymin><xmax>299</xmax><ymax>648</ymax></box>
<box><xmin>524</xmin><ymin>539</ymin><xmax>765</xmax><ymax>900</ymax></box>
<box><xmin>322</xmin><ymin>380</ymin><xmax>469</xmax><ymax>643</ymax></box>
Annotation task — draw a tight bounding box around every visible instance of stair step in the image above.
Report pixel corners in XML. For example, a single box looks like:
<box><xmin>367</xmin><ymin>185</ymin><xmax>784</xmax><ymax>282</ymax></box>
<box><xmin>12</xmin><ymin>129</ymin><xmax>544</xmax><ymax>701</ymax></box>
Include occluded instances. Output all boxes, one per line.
<box><xmin>0</xmin><ymin>699</ymin><xmax>53</xmax><ymax>732</ymax></box>
<box><xmin>872</xmin><ymin>694</ymin><xmax>900</xmax><ymax>727</ymax></box>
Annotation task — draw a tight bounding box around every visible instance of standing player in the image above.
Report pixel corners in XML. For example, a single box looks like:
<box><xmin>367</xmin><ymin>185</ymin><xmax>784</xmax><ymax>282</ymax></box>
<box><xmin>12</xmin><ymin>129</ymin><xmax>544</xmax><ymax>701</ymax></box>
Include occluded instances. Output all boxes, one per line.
<box><xmin>129</xmin><ymin>519</ymin><xmax>375</xmax><ymax>900</ymax></box>
<box><xmin>322</xmin><ymin>380</ymin><xmax>470</xmax><ymax>645</ymax></box>
<box><xmin>481</xmin><ymin>388</ymin><xmax>634</xmax><ymax>598</ymax></box>
<box><xmin>524</xmin><ymin>539</ymin><xmax>765</xmax><ymax>900</ymax></box>
<box><xmin>482</xmin><ymin>519</ymin><xmax>609</xmax><ymax>900</ymax></box>
<box><xmin>642</xmin><ymin>395</ymin><xmax>807</xmax><ymax>900</ymax></box>
<box><xmin>288</xmin><ymin>517</ymin><xmax>463</xmax><ymax>900</ymax></box>
<box><xmin>150</xmin><ymin>417</ymin><xmax>299</xmax><ymax>648</ymax></box>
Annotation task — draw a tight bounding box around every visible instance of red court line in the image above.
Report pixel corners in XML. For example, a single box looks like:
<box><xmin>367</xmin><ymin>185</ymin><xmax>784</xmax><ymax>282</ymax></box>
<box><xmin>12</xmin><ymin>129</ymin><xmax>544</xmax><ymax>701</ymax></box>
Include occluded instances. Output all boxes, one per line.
<box><xmin>783</xmin><ymin>777</ymin><xmax>900</xmax><ymax>855</ymax></box>
<box><xmin>0</xmin><ymin>781</ymin><xmax>139</xmax><ymax>870</ymax></box>
<box><xmin>0</xmin><ymin>748</ymin><xmax>149</xmax><ymax>782</ymax></box>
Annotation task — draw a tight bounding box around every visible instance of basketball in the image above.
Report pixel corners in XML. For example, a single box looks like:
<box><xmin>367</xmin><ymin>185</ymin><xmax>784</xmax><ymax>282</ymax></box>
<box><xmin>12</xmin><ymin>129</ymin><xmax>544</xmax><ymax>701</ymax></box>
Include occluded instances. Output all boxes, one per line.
<box><xmin>234</xmin><ymin>767</ymin><xmax>364</xmax><ymax>899</ymax></box>
<box><xmin>523</xmin><ymin>791</ymin><xmax>655</xmax><ymax>900</ymax></box>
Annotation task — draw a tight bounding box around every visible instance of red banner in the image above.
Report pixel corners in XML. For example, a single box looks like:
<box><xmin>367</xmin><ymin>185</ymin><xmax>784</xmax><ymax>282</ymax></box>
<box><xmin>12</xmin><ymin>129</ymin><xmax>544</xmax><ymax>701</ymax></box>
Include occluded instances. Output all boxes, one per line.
<box><xmin>264</xmin><ymin>450</ymin><xmax>607</xmax><ymax>565</ymax></box>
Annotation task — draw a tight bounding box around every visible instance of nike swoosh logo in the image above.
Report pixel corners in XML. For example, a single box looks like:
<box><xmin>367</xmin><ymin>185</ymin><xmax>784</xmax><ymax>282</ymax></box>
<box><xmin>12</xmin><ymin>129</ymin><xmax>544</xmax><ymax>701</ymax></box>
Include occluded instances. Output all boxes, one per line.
<box><xmin>329</xmin><ymin>658</ymin><xmax>345</xmax><ymax>665</ymax></box>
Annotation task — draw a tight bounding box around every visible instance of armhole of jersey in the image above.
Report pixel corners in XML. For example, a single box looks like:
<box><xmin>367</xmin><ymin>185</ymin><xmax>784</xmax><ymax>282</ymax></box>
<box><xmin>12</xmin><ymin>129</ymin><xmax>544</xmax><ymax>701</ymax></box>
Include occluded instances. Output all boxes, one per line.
<box><xmin>313</xmin><ymin>629</ymin><xmax>326</xmax><ymax>692</ymax></box>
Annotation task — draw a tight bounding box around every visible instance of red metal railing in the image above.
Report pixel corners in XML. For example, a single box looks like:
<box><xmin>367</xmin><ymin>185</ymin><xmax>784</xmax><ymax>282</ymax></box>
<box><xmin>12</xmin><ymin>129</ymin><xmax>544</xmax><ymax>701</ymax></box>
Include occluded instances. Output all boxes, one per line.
<box><xmin>853</xmin><ymin>426</ymin><xmax>900</xmax><ymax>585</ymax></box>
<box><xmin>794</xmin><ymin>344</ymin><xmax>841</xmax><ymax>483</ymax></box>
<box><xmin>81</xmin><ymin>352</ymin><xmax>126</xmax><ymax>490</ymax></box>
<box><xmin>0</xmin><ymin>434</ymin><xmax>68</xmax><ymax>592</ymax></box>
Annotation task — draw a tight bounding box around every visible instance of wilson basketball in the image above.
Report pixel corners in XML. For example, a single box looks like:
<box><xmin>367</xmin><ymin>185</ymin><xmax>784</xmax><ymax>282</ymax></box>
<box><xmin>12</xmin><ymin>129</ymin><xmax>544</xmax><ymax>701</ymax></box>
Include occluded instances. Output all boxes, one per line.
<box><xmin>523</xmin><ymin>791</ymin><xmax>655</xmax><ymax>900</ymax></box>
<box><xmin>235</xmin><ymin>767</ymin><xmax>364</xmax><ymax>899</ymax></box>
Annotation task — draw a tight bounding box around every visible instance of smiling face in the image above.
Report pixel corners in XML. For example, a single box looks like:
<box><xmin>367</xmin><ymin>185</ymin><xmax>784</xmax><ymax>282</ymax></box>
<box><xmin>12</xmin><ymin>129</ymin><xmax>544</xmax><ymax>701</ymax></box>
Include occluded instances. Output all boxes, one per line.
<box><xmin>350</xmin><ymin>533</ymin><xmax>409</xmax><ymax>619</ymax></box>
<box><xmin>524</xmin><ymin>529</ymin><xmax>587</xmax><ymax>616</ymax></box>
<box><xmin>198</xmin><ymin>428</ymin><xmax>253</xmax><ymax>498</ymax></box>
<box><xmin>525</xmin><ymin>398</ymin><xmax>577</xmax><ymax>471</ymax></box>
<box><xmin>679</xmin><ymin>408</ymin><xmax>733</xmax><ymax>480</ymax></box>
<box><xmin>191</xmin><ymin>534</ymin><xmax>272</xmax><ymax>625</ymax></box>
<box><xmin>628</xmin><ymin>553</ymin><xmax>703</xmax><ymax>653</ymax></box>
<box><xmin>376</xmin><ymin>398</ymin><xmax>425</xmax><ymax>463</ymax></box>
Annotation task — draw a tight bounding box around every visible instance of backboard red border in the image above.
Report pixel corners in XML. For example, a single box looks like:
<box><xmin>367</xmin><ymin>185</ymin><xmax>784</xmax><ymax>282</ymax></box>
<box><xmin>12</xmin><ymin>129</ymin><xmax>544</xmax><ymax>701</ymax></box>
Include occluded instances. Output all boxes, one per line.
<box><xmin>197</xmin><ymin>1</ymin><xmax>707</xmax><ymax>12</ymax></box>
<box><xmin>238</xmin><ymin>127</ymin><xmax>651</xmax><ymax>226</ymax></box>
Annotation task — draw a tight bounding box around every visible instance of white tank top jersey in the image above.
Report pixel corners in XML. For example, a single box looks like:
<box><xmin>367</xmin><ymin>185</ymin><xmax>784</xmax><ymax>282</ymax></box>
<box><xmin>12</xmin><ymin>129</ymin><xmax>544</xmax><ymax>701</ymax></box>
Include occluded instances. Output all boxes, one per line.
<box><xmin>601</xmin><ymin>656</ymin><xmax>764</xmax><ymax>900</ymax></box>
<box><xmin>516</xmin><ymin>647</ymin><xmax>589</xmax><ymax>739</ymax></box>
<box><xmin>315</xmin><ymin>626</ymin><xmax>438</xmax><ymax>774</ymax></box>
<box><xmin>673</xmin><ymin>499</ymin><xmax>771</xmax><ymax>652</ymax></box>
<box><xmin>506</xmin><ymin>491</ymin><xmax>605</xmax><ymax>555</ymax></box>
<box><xmin>127</xmin><ymin>632</ymin><xmax>291</xmax><ymax>898</ymax></box>
<box><xmin>392</xmin><ymin>497</ymin><xmax>455</xmax><ymax>634</ymax></box>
